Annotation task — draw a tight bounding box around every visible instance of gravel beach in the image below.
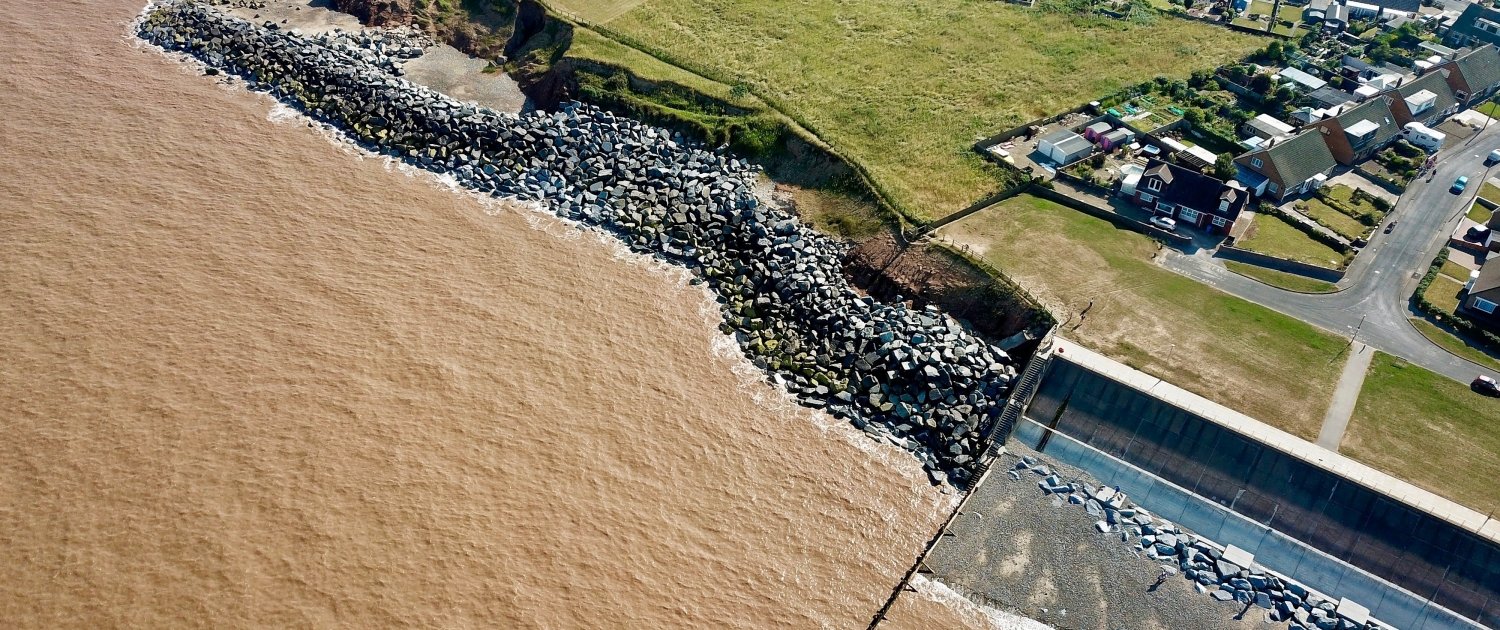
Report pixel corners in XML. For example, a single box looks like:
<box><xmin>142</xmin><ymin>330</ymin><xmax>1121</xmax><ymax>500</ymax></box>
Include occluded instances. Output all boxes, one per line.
<box><xmin>925</xmin><ymin>442</ymin><xmax>1278</xmax><ymax>630</ymax></box>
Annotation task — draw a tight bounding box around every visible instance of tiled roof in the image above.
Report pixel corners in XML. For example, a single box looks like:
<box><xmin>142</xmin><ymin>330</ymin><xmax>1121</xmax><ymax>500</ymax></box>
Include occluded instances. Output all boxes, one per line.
<box><xmin>1454</xmin><ymin>45</ymin><xmax>1500</xmax><ymax>96</ymax></box>
<box><xmin>1333</xmin><ymin>98</ymin><xmax>1401</xmax><ymax>147</ymax></box>
<box><xmin>1365</xmin><ymin>0</ymin><xmax>1420</xmax><ymax>13</ymax></box>
<box><xmin>1264</xmin><ymin>131</ymin><xmax>1336</xmax><ymax>189</ymax></box>
<box><xmin>1143</xmin><ymin>158</ymin><xmax>1243</xmax><ymax>218</ymax></box>
<box><xmin>1471</xmin><ymin>257</ymin><xmax>1500</xmax><ymax>296</ymax></box>
<box><xmin>1397</xmin><ymin>70</ymin><xmax>1458</xmax><ymax>117</ymax></box>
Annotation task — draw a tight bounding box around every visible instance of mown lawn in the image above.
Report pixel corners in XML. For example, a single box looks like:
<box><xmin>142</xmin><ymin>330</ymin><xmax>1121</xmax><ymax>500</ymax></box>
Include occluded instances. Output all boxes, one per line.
<box><xmin>1238</xmin><ymin>214</ymin><xmax>1346</xmax><ymax>269</ymax></box>
<box><xmin>1298</xmin><ymin>199</ymin><xmax>1368</xmax><ymax>241</ymax></box>
<box><xmin>1409</xmin><ymin>318</ymin><xmax>1500</xmax><ymax>372</ymax></box>
<box><xmin>1224</xmin><ymin>261</ymin><xmax>1338</xmax><ymax>293</ymax></box>
<box><xmin>942</xmin><ymin>195</ymin><xmax>1344</xmax><ymax>438</ymax></box>
<box><xmin>553</xmin><ymin>0</ymin><xmax>1263</xmax><ymax>221</ymax></box>
<box><xmin>1345</xmin><ymin>352</ymin><xmax>1500</xmax><ymax>516</ymax></box>
<box><xmin>1480</xmin><ymin>182</ymin><xmax>1500</xmax><ymax>206</ymax></box>
<box><xmin>1467</xmin><ymin>201</ymin><xmax>1491</xmax><ymax>223</ymax></box>
<box><xmin>1424</xmin><ymin>275</ymin><xmax>1465</xmax><ymax>314</ymax></box>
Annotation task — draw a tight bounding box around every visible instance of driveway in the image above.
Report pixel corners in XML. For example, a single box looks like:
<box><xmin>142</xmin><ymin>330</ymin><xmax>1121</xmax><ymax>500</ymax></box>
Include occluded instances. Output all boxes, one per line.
<box><xmin>1162</xmin><ymin>121</ymin><xmax>1500</xmax><ymax>384</ymax></box>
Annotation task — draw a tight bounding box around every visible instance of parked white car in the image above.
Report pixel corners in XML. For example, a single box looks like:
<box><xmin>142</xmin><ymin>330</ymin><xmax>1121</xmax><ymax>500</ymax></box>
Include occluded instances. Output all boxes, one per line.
<box><xmin>1149</xmin><ymin>216</ymin><xmax>1177</xmax><ymax>232</ymax></box>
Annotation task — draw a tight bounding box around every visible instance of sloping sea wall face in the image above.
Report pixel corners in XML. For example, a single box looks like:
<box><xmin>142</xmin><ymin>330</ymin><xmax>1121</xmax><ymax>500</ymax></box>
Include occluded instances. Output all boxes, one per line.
<box><xmin>137</xmin><ymin>1</ymin><xmax>1017</xmax><ymax>485</ymax></box>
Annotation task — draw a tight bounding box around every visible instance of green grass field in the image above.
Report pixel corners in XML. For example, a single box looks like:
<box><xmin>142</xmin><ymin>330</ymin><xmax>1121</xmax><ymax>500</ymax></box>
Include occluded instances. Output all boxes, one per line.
<box><xmin>551</xmin><ymin>0</ymin><xmax>1263</xmax><ymax>221</ymax></box>
<box><xmin>1238</xmin><ymin>214</ymin><xmax>1346</xmax><ymax>269</ymax></box>
<box><xmin>1224</xmin><ymin>261</ymin><xmax>1338</xmax><ymax>293</ymax></box>
<box><xmin>942</xmin><ymin>195</ymin><xmax>1344</xmax><ymax>437</ymax></box>
<box><xmin>1409</xmin><ymin>318</ymin><xmax>1500</xmax><ymax>371</ymax></box>
<box><xmin>1298</xmin><ymin>199</ymin><xmax>1368</xmax><ymax>241</ymax></box>
<box><xmin>1345</xmin><ymin>353</ymin><xmax>1500</xmax><ymax>516</ymax></box>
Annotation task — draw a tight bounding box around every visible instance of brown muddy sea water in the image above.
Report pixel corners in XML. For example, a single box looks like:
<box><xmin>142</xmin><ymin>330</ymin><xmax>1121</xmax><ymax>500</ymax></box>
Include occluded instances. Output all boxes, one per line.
<box><xmin>0</xmin><ymin>1</ymin><xmax>1001</xmax><ymax>627</ymax></box>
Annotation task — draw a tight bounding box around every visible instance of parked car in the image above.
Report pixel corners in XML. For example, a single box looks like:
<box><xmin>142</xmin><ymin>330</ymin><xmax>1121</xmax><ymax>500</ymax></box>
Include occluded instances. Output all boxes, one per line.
<box><xmin>1488</xmin><ymin>149</ymin><xmax>1500</xmax><ymax>166</ymax></box>
<box><xmin>1149</xmin><ymin>216</ymin><xmax>1177</xmax><ymax>232</ymax></box>
<box><xmin>1384</xmin><ymin>221</ymin><xmax>1397</xmax><ymax>234</ymax></box>
<box><xmin>1468</xmin><ymin>225</ymin><xmax>1492</xmax><ymax>242</ymax></box>
<box><xmin>1472</xmin><ymin>375</ymin><xmax>1500</xmax><ymax>397</ymax></box>
<box><xmin>1452</xmin><ymin>176</ymin><xmax>1469</xmax><ymax>194</ymax></box>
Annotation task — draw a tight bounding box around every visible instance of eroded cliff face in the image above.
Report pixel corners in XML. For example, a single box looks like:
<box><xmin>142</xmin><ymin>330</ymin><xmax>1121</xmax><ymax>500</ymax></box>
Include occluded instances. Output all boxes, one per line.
<box><xmin>328</xmin><ymin>0</ymin><xmax>412</xmax><ymax>27</ymax></box>
<box><xmin>330</xmin><ymin>0</ymin><xmax>517</xmax><ymax>59</ymax></box>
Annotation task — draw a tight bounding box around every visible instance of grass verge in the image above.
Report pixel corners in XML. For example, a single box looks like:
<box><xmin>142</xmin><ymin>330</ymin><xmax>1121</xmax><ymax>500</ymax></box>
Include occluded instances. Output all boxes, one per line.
<box><xmin>942</xmin><ymin>194</ymin><xmax>1344</xmax><ymax>438</ymax></box>
<box><xmin>1237</xmin><ymin>213</ymin><xmax>1346</xmax><ymax>269</ymax></box>
<box><xmin>1345</xmin><ymin>352</ymin><xmax>1500</xmax><ymax>516</ymax></box>
<box><xmin>553</xmin><ymin>0</ymin><xmax>1262</xmax><ymax>221</ymax></box>
<box><xmin>1409</xmin><ymin>318</ymin><xmax>1500</xmax><ymax>372</ymax></box>
<box><xmin>1224</xmin><ymin>261</ymin><xmax>1338</xmax><ymax>293</ymax></box>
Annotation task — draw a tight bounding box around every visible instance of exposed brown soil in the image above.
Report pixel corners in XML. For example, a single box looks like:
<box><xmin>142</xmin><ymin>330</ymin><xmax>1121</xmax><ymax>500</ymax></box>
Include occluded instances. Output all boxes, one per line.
<box><xmin>845</xmin><ymin>234</ymin><xmax>1049</xmax><ymax>345</ymax></box>
<box><xmin>331</xmin><ymin>0</ymin><xmax>517</xmax><ymax>60</ymax></box>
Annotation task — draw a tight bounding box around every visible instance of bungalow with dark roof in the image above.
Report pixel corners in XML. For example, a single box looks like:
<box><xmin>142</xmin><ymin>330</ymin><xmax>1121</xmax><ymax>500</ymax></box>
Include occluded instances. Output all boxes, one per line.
<box><xmin>1131</xmin><ymin>159</ymin><xmax>1248</xmax><ymax>234</ymax></box>
<box><xmin>1389</xmin><ymin>69</ymin><xmax>1460</xmax><ymax>127</ymax></box>
<box><xmin>1442</xmin><ymin>44</ymin><xmax>1500</xmax><ymax>105</ymax></box>
<box><xmin>1445</xmin><ymin>5</ymin><xmax>1500</xmax><ymax>50</ymax></box>
<box><xmin>1234</xmin><ymin>131</ymin><xmax>1337</xmax><ymax>201</ymax></box>
<box><xmin>1460</xmin><ymin>258</ymin><xmax>1500</xmax><ymax>331</ymax></box>
<box><xmin>1307</xmin><ymin>96</ymin><xmax>1402</xmax><ymax>164</ymax></box>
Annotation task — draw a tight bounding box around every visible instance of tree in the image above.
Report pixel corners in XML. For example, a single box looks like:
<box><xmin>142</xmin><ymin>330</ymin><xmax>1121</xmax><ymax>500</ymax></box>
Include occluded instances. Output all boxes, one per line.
<box><xmin>1184</xmin><ymin>107</ymin><xmax>1207</xmax><ymax>129</ymax></box>
<box><xmin>1214</xmin><ymin>153</ymin><xmax>1237</xmax><ymax>181</ymax></box>
<box><xmin>1183</xmin><ymin>0</ymin><xmax>1194</xmax><ymax>9</ymax></box>
<box><xmin>1265</xmin><ymin>40</ymin><xmax>1286</xmax><ymax>64</ymax></box>
<box><xmin>1250</xmin><ymin>72</ymin><xmax>1274</xmax><ymax>94</ymax></box>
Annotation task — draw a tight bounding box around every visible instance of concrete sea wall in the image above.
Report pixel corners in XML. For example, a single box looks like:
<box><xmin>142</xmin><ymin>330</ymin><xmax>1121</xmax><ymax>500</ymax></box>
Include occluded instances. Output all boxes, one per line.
<box><xmin>136</xmin><ymin>1</ymin><xmax>1018</xmax><ymax>485</ymax></box>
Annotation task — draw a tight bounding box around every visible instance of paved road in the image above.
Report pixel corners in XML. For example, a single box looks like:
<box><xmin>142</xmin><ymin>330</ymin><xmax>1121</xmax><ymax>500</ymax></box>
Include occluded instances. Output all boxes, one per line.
<box><xmin>1163</xmin><ymin>122</ymin><xmax>1500</xmax><ymax>384</ymax></box>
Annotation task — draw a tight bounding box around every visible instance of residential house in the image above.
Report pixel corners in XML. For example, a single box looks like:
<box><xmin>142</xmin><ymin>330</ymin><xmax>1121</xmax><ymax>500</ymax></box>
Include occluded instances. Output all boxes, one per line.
<box><xmin>1325</xmin><ymin>2</ymin><xmax>1349</xmax><ymax>30</ymax></box>
<box><xmin>1444</xmin><ymin>4</ymin><xmax>1500</xmax><ymax>50</ymax></box>
<box><xmin>1307</xmin><ymin>86</ymin><xmax>1355</xmax><ymax>109</ymax></box>
<box><xmin>1243</xmin><ymin>113</ymin><xmax>1296</xmax><ymax>141</ymax></box>
<box><xmin>1037</xmin><ymin>129</ymin><xmax>1093</xmax><ymax>166</ymax></box>
<box><xmin>1307</xmin><ymin>0</ymin><xmax>1330</xmax><ymax>22</ymax></box>
<box><xmin>1131</xmin><ymin>159</ymin><xmax>1248</xmax><ymax>234</ymax></box>
<box><xmin>1307</xmin><ymin>96</ymin><xmax>1402</xmax><ymax>164</ymax></box>
<box><xmin>1389</xmin><ymin>69</ymin><xmax>1460</xmax><ymax>127</ymax></box>
<box><xmin>1234</xmin><ymin>130</ymin><xmax>1337</xmax><ymax>200</ymax></box>
<box><xmin>1442</xmin><ymin>44</ymin><xmax>1500</xmax><ymax>105</ymax></box>
<box><xmin>1460</xmin><ymin>258</ymin><xmax>1500</xmax><ymax>330</ymax></box>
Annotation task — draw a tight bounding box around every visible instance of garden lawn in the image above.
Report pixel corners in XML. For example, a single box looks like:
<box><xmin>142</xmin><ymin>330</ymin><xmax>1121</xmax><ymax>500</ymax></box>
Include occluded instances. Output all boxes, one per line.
<box><xmin>1299</xmin><ymin>199</ymin><xmax>1368</xmax><ymax>241</ymax></box>
<box><xmin>557</xmin><ymin>0</ymin><xmax>1263</xmax><ymax>221</ymax></box>
<box><xmin>1238</xmin><ymin>214</ymin><xmax>1345</xmax><ymax>269</ymax></box>
<box><xmin>1479</xmin><ymin>182</ymin><xmax>1500</xmax><ymax>206</ymax></box>
<box><xmin>1345</xmin><ymin>352</ymin><xmax>1500</xmax><ymax>516</ymax></box>
<box><xmin>1224</xmin><ymin>261</ymin><xmax>1337</xmax><ymax>293</ymax></box>
<box><xmin>1440</xmin><ymin>259</ymin><xmax>1473</xmax><ymax>282</ymax></box>
<box><xmin>1424</xmin><ymin>275</ymin><xmax>1465</xmax><ymax>314</ymax></box>
<box><xmin>941</xmin><ymin>195</ymin><xmax>1344</xmax><ymax>438</ymax></box>
<box><xmin>1467</xmin><ymin>201</ymin><xmax>1490</xmax><ymax>223</ymax></box>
